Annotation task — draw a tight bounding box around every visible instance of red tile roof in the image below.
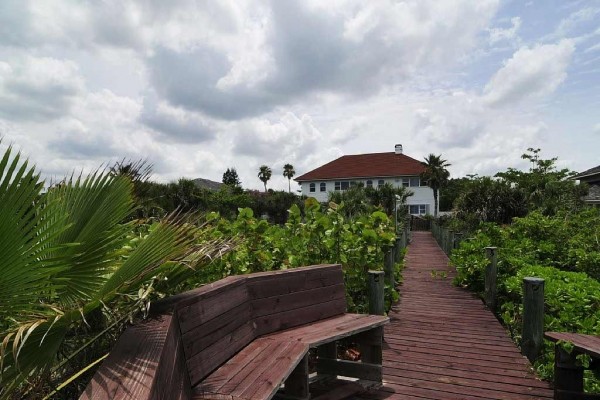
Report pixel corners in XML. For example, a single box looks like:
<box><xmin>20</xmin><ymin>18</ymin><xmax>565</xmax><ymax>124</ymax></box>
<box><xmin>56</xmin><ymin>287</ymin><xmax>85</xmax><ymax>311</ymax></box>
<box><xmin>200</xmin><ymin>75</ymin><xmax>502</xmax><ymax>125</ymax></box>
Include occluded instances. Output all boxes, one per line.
<box><xmin>295</xmin><ymin>152</ymin><xmax>426</xmax><ymax>181</ymax></box>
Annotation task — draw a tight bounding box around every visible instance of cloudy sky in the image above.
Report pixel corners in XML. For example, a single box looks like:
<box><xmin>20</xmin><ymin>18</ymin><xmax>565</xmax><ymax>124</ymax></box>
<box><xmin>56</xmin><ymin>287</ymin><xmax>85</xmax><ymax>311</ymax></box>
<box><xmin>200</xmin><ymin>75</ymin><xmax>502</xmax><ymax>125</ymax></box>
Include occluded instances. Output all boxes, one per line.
<box><xmin>0</xmin><ymin>0</ymin><xmax>599</xmax><ymax>191</ymax></box>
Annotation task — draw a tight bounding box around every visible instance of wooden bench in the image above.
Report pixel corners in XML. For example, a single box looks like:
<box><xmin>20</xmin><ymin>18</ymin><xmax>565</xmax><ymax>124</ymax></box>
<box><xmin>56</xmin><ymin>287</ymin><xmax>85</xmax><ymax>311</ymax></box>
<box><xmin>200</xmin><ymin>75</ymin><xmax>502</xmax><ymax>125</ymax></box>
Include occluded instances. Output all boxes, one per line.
<box><xmin>80</xmin><ymin>264</ymin><xmax>389</xmax><ymax>400</ymax></box>
<box><xmin>545</xmin><ymin>332</ymin><xmax>600</xmax><ymax>400</ymax></box>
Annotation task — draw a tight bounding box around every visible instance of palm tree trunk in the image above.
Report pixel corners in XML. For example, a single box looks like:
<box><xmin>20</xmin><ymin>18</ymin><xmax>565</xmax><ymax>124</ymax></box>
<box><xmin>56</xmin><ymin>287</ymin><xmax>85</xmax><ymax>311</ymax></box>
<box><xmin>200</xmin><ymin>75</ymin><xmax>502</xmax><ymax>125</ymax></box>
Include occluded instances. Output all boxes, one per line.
<box><xmin>264</xmin><ymin>182</ymin><xmax>267</xmax><ymax>192</ymax></box>
<box><xmin>288</xmin><ymin>179</ymin><xmax>291</xmax><ymax>193</ymax></box>
<box><xmin>433</xmin><ymin>189</ymin><xmax>438</xmax><ymax>217</ymax></box>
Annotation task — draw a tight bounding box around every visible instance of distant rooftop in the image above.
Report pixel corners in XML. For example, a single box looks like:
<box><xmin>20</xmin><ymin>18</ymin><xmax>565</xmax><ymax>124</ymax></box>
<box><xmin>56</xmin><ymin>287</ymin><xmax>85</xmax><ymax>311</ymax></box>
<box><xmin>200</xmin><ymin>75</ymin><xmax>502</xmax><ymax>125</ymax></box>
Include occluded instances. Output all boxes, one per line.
<box><xmin>295</xmin><ymin>151</ymin><xmax>425</xmax><ymax>182</ymax></box>
<box><xmin>572</xmin><ymin>165</ymin><xmax>600</xmax><ymax>180</ymax></box>
<box><xmin>192</xmin><ymin>178</ymin><xmax>223</xmax><ymax>191</ymax></box>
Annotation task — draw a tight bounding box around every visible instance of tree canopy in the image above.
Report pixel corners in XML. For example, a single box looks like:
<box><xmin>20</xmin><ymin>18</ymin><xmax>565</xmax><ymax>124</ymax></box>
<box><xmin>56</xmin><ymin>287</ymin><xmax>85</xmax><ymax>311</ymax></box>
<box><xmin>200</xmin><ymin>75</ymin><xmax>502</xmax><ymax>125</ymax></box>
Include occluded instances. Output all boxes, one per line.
<box><xmin>258</xmin><ymin>165</ymin><xmax>272</xmax><ymax>192</ymax></box>
<box><xmin>421</xmin><ymin>154</ymin><xmax>451</xmax><ymax>217</ymax></box>
<box><xmin>283</xmin><ymin>163</ymin><xmax>295</xmax><ymax>193</ymax></box>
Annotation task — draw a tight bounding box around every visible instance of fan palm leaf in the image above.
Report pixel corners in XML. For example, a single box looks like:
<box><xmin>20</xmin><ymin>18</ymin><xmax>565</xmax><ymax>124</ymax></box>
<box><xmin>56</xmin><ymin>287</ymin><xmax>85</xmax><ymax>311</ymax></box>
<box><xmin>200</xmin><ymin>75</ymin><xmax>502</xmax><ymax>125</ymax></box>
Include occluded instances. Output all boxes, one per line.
<box><xmin>0</xmin><ymin>145</ymin><xmax>211</xmax><ymax>397</ymax></box>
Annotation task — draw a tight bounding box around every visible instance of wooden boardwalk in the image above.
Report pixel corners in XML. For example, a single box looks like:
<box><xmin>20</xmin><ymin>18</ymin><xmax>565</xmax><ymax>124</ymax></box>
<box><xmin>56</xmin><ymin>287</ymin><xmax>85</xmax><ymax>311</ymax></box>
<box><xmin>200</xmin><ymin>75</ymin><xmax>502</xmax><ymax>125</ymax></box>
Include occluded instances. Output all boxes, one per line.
<box><xmin>359</xmin><ymin>231</ymin><xmax>553</xmax><ymax>400</ymax></box>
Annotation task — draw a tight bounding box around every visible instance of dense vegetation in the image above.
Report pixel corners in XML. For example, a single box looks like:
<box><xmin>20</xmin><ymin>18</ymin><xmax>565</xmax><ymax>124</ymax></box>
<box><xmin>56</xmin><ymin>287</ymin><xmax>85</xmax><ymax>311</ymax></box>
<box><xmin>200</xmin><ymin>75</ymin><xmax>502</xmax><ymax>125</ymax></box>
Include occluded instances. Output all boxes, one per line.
<box><xmin>204</xmin><ymin>199</ymin><xmax>404</xmax><ymax>313</ymax></box>
<box><xmin>447</xmin><ymin>149</ymin><xmax>598</xmax><ymax>389</ymax></box>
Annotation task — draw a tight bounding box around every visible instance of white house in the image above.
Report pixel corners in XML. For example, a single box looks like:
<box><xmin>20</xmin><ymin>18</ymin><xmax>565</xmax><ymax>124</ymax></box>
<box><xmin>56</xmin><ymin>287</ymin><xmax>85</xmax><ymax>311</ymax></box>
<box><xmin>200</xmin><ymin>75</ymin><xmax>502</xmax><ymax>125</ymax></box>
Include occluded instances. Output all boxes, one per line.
<box><xmin>295</xmin><ymin>145</ymin><xmax>437</xmax><ymax>216</ymax></box>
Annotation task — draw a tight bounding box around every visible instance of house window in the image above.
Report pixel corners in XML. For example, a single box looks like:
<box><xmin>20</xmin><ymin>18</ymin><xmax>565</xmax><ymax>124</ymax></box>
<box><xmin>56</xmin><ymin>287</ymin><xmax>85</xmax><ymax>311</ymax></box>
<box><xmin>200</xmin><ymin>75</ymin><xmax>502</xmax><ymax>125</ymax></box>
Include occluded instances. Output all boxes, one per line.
<box><xmin>366</xmin><ymin>180</ymin><xmax>373</xmax><ymax>188</ymax></box>
<box><xmin>420</xmin><ymin>179</ymin><xmax>428</xmax><ymax>187</ymax></box>
<box><xmin>309</xmin><ymin>183</ymin><xmax>315</xmax><ymax>192</ymax></box>
<box><xmin>377</xmin><ymin>179</ymin><xmax>385</xmax><ymax>188</ymax></box>
<box><xmin>320</xmin><ymin>182</ymin><xmax>326</xmax><ymax>192</ymax></box>
<box><xmin>403</xmin><ymin>177</ymin><xmax>421</xmax><ymax>187</ymax></box>
<box><xmin>334</xmin><ymin>181</ymin><xmax>350</xmax><ymax>191</ymax></box>
<box><xmin>409</xmin><ymin>204</ymin><xmax>428</xmax><ymax>215</ymax></box>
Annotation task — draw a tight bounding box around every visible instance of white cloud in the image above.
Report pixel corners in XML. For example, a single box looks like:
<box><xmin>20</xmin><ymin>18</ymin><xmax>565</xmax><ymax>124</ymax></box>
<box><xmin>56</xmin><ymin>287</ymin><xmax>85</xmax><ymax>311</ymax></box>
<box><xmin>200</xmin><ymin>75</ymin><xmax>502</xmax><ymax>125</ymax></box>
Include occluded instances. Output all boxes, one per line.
<box><xmin>483</xmin><ymin>40</ymin><xmax>575</xmax><ymax>106</ymax></box>
<box><xmin>488</xmin><ymin>16</ymin><xmax>521</xmax><ymax>44</ymax></box>
<box><xmin>0</xmin><ymin>56</ymin><xmax>84</xmax><ymax>121</ymax></box>
<box><xmin>554</xmin><ymin>7</ymin><xmax>600</xmax><ymax>39</ymax></box>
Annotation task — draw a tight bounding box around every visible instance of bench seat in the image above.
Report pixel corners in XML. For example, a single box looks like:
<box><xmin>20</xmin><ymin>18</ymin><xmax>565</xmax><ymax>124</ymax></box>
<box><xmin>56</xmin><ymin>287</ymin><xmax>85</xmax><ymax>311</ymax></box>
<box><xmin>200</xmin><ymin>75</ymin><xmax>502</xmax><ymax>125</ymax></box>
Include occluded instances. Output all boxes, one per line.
<box><xmin>194</xmin><ymin>338</ymin><xmax>308</xmax><ymax>400</ymax></box>
<box><xmin>263</xmin><ymin>313</ymin><xmax>388</xmax><ymax>347</ymax></box>
<box><xmin>193</xmin><ymin>313</ymin><xmax>389</xmax><ymax>400</ymax></box>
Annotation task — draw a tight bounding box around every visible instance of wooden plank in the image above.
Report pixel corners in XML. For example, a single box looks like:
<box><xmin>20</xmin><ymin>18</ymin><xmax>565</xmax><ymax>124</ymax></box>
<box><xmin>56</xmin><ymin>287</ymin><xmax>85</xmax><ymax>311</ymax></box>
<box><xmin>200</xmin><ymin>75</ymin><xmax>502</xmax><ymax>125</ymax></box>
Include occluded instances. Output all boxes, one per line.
<box><xmin>254</xmin><ymin>298</ymin><xmax>347</xmax><ymax>336</ymax></box>
<box><xmin>545</xmin><ymin>332</ymin><xmax>600</xmax><ymax>359</ymax></box>
<box><xmin>177</xmin><ymin>283</ymin><xmax>249</xmax><ymax>335</ymax></box>
<box><xmin>182</xmin><ymin>302</ymin><xmax>251</xmax><ymax>360</ymax></box>
<box><xmin>80</xmin><ymin>315</ymin><xmax>181</xmax><ymax>400</ymax></box>
<box><xmin>228</xmin><ymin>341</ymin><xmax>290</xmax><ymax>397</ymax></box>
<box><xmin>242</xmin><ymin>342</ymin><xmax>308</xmax><ymax>400</ymax></box>
<box><xmin>197</xmin><ymin>340</ymin><xmax>268</xmax><ymax>394</ymax></box>
<box><xmin>265</xmin><ymin>314</ymin><xmax>388</xmax><ymax>347</ymax></box>
<box><xmin>246</xmin><ymin>265</ymin><xmax>343</xmax><ymax>299</ymax></box>
<box><xmin>187</xmin><ymin>321</ymin><xmax>256</xmax><ymax>386</ymax></box>
<box><xmin>251</xmin><ymin>283</ymin><xmax>345</xmax><ymax>318</ymax></box>
<box><xmin>151</xmin><ymin>276</ymin><xmax>246</xmax><ymax>315</ymax></box>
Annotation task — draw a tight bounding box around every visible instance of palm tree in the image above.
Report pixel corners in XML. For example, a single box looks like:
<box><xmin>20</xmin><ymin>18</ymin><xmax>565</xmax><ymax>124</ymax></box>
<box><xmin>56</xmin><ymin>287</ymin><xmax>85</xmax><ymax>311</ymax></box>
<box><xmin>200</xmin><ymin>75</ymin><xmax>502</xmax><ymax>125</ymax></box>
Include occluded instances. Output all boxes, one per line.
<box><xmin>0</xmin><ymin>143</ymin><xmax>230</xmax><ymax>398</ymax></box>
<box><xmin>258</xmin><ymin>165</ymin><xmax>272</xmax><ymax>192</ymax></box>
<box><xmin>421</xmin><ymin>154</ymin><xmax>451</xmax><ymax>217</ymax></box>
<box><xmin>283</xmin><ymin>164</ymin><xmax>295</xmax><ymax>193</ymax></box>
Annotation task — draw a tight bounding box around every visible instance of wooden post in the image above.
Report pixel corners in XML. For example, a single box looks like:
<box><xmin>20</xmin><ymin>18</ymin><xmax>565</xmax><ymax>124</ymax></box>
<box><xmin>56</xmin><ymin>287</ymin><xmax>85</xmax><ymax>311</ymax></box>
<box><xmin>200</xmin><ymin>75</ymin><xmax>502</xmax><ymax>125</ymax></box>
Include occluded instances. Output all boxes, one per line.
<box><xmin>448</xmin><ymin>230</ymin><xmax>454</xmax><ymax>255</ymax></box>
<box><xmin>286</xmin><ymin>353</ymin><xmax>310</xmax><ymax>399</ymax></box>
<box><xmin>316</xmin><ymin>342</ymin><xmax>337</xmax><ymax>381</ymax></box>
<box><xmin>384</xmin><ymin>250</ymin><xmax>395</xmax><ymax>288</ymax></box>
<box><xmin>484</xmin><ymin>247</ymin><xmax>498</xmax><ymax>312</ymax></box>
<box><xmin>454</xmin><ymin>232</ymin><xmax>463</xmax><ymax>249</ymax></box>
<box><xmin>394</xmin><ymin>237</ymin><xmax>402</xmax><ymax>261</ymax></box>
<box><xmin>368</xmin><ymin>271</ymin><xmax>385</xmax><ymax>316</ymax></box>
<box><xmin>442</xmin><ymin>228</ymin><xmax>447</xmax><ymax>254</ymax></box>
<box><xmin>554</xmin><ymin>345</ymin><xmax>584</xmax><ymax>394</ymax></box>
<box><xmin>522</xmin><ymin>277</ymin><xmax>545</xmax><ymax>362</ymax></box>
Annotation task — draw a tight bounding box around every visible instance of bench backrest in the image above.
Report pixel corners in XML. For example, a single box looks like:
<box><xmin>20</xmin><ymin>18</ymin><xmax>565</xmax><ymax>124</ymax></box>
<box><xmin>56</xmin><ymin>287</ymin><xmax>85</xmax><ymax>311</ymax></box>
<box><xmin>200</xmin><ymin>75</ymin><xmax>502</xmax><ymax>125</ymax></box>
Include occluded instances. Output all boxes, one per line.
<box><xmin>247</xmin><ymin>264</ymin><xmax>346</xmax><ymax>335</ymax></box>
<box><xmin>80</xmin><ymin>264</ymin><xmax>345</xmax><ymax>399</ymax></box>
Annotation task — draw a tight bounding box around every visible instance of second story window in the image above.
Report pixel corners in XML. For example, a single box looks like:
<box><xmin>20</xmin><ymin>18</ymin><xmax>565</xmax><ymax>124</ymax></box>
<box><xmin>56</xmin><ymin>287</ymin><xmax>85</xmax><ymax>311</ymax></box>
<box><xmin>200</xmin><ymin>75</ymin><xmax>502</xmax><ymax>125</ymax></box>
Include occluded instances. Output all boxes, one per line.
<box><xmin>366</xmin><ymin>180</ymin><xmax>373</xmax><ymax>188</ymax></box>
<box><xmin>320</xmin><ymin>182</ymin><xmax>326</xmax><ymax>192</ymax></box>
<box><xmin>309</xmin><ymin>183</ymin><xmax>315</xmax><ymax>192</ymax></box>
<box><xmin>378</xmin><ymin>179</ymin><xmax>385</xmax><ymax>188</ymax></box>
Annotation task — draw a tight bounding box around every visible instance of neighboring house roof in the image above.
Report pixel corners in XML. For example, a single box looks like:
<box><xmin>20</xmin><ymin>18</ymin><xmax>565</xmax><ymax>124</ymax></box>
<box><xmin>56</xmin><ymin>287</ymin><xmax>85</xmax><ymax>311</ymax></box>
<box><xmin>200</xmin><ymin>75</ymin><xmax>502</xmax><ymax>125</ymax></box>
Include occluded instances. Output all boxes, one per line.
<box><xmin>572</xmin><ymin>165</ymin><xmax>600</xmax><ymax>181</ymax></box>
<box><xmin>295</xmin><ymin>152</ymin><xmax>426</xmax><ymax>182</ymax></box>
<box><xmin>192</xmin><ymin>178</ymin><xmax>224</xmax><ymax>191</ymax></box>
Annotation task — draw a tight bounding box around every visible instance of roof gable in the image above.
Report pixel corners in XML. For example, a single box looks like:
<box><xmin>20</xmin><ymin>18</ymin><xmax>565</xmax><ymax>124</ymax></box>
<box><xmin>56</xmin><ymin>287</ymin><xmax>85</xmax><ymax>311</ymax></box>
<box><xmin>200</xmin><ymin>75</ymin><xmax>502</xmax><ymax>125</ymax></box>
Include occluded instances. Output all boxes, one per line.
<box><xmin>572</xmin><ymin>165</ymin><xmax>600</xmax><ymax>181</ymax></box>
<box><xmin>295</xmin><ymin>152</ymin><xmax>425</xmax><ymax>181</ymax></box>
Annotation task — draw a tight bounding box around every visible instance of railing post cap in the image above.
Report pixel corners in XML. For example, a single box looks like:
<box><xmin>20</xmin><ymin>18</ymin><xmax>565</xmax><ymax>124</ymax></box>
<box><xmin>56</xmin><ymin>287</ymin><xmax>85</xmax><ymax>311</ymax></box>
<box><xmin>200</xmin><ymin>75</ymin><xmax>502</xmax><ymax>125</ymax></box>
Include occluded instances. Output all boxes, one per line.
<box><xmin>368</xmin><ymin>270</ymin><xmax>385</xmax><ymax>276</ymax></box>
<box><xmin>523</xmin><ymin>277</ymin><xmax>545</xmax><ymax>284</ymax></box>
<box><xmin>485</xmin><ymin>246</ymin><xmax>498</xmax><ymax>249</ymax></box>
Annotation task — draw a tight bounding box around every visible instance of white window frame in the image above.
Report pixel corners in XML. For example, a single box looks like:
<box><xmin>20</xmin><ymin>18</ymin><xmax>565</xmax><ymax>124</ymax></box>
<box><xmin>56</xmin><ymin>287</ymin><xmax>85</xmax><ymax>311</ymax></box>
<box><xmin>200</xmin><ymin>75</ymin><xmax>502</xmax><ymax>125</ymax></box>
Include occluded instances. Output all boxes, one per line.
<box><xmin>309</xmin><ymin>183</ymin><xmax>316</xmax><ymax>192</ymax></box>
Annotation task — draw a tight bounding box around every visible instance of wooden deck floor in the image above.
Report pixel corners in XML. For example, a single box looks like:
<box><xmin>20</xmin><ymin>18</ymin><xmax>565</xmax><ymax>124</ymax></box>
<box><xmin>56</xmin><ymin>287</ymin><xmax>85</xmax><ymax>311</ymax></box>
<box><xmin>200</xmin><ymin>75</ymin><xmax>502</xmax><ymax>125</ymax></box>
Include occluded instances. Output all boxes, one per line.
<box><xmin>358</xmin><ymin>231</ymin><xmax>553</xmax><ymax>400</ymax></box>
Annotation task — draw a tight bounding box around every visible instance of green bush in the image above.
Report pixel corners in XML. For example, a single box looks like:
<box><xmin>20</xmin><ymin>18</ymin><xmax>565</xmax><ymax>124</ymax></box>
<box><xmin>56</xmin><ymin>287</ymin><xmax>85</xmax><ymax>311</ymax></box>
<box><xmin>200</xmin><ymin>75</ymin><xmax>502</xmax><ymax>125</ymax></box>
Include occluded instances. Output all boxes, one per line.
<box><xmin>206</xmin><ymin>199</ymin><xmax>401</xmax><ymax>313</ymax></box>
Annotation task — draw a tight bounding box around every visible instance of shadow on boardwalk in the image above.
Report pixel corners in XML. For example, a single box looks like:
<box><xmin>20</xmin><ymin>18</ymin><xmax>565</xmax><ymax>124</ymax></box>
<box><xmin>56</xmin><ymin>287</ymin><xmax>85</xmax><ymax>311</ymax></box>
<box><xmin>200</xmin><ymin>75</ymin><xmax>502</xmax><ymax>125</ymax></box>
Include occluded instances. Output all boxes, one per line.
<box><xmin>359</xmin><ymin>231</ymin><xmax>552</xmax><ymax>400</ymax></box>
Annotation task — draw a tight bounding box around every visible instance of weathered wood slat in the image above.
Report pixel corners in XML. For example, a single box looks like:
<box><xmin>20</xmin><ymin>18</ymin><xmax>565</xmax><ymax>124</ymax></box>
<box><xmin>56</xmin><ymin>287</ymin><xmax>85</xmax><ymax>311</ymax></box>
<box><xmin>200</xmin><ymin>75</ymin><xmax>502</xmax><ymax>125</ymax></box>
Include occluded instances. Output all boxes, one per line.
<box><xmin>264</xmin><ymin>314</ymin><xmax>388</xmax><ymax>347</ymax></box>
<box><xmin>254</xmin><ymin>298</ymin><xmax>347</xmax><ymax>336</ymax></box>
<box><xmin>187</xmin><ymin>321</ymin><xmax>256</xmax><ymax>386</ymax></box>
<box><xmin>251</xmin><ymin>283</ymin><xmax>345</xmax><ymax>318</ymax></box>
<box><xmin>545</xmin><ymin>332</ymin><xmax>600</xmax><ymax>359</ymax></box>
